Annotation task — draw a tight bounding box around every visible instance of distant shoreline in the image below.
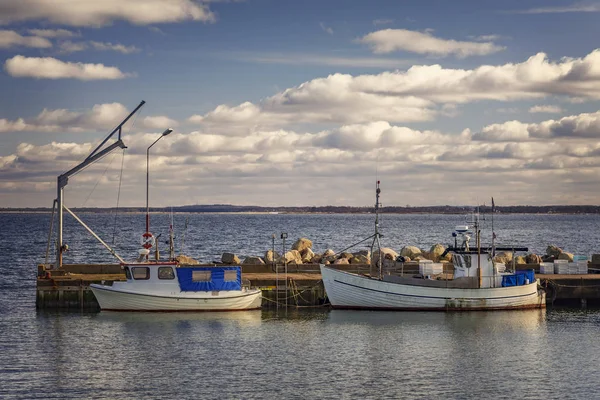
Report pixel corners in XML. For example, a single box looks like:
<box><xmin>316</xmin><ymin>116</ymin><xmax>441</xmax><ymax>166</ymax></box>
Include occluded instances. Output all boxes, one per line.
<box><xmin>2</xmin><ymin>204</ymin><xmax>600</xmax><ymax>215</ymax></box>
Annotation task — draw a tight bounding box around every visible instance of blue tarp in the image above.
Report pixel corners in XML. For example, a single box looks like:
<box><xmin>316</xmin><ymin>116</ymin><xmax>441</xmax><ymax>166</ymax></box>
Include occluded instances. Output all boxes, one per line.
<box><xmin>502</xmin><ymin>270</ymin><xmax>535</xmax><ymax>287</ymax></box>
<box><xmin>177</xmin><ymin>266</ymin><xmax>242</xmax><ymax>291</ymax></box>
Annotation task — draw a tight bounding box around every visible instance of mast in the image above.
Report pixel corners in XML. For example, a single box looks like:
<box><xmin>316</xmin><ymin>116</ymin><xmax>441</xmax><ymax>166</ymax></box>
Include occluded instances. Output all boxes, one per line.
<box><xmin>491</xmin><ymin>197</ymin><xmax>496</xmax><ymax>257</ymax></box>
<box><xmin>370</xmin><ymin>180</ymin><xmax>383</xmax><ymax>279</ymax></box>
<box><xmin>55</xmin><ymin>100</ymin><xmax>146</xmax><ymax>268</ymax></box>
<box><xmin>475</xmin><ymin>210</ymin><xmax>482</xmax><ymax>288</ymax></box>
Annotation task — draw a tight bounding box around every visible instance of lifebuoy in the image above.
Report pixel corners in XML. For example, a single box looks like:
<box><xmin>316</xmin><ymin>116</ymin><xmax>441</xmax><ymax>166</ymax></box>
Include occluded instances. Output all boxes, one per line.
<box><xmin>141</xmin><ymin>232</ymin><xmax>155</xmax><ymax>249</ymax></box>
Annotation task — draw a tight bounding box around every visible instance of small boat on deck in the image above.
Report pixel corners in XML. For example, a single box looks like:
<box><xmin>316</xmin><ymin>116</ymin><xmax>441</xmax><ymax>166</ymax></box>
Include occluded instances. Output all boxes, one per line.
<box><xmin>320</xmin><ymin>183</ymin><xmax>546</xmax><ymax>311</ymax></box>
<box><xmin>90</xmin><ymin>263</ymin><xmax>261</xmax><ymax>311</ymax></box>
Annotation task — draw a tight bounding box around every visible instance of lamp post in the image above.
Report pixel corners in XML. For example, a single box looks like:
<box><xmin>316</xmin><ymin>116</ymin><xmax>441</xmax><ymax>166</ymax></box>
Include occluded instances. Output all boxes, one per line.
<box><xmin>146</xmin><ymin>128</ymin><xmax>173</xmax><ymax>237</ymax></box>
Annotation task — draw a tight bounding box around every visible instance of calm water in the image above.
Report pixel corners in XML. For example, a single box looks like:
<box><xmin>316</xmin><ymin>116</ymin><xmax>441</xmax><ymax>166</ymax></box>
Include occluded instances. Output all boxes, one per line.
<box><xmin>1</xmin><ymin>212</ymin><xmax>600</xmax><ymax>399</ymax></box>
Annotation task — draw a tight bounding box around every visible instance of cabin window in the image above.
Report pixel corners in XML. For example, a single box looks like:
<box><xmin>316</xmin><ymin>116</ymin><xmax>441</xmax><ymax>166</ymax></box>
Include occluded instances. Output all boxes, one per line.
<box><xmin>192</xmin><ymin>270</ymin><xmax>211</xmax><ymax>282</ymax></box>
<box><xmin>124</xmin><ymin>267</ymin><xmax>132</xmax><ymax>280</ymax></box>
<box><xmin>224</xmin><ymin>270</ymin><xmax>238</xmax><ymax>282</ymax></box>
<box><xmin>158</xmin><ymin>266</ymin><xmax>175</xmax><ymax>280</ymax></box>
<box><xmin>132</xmin><ymin>267</ymin><xmax>150</xmax><ymax>280</ymax></box>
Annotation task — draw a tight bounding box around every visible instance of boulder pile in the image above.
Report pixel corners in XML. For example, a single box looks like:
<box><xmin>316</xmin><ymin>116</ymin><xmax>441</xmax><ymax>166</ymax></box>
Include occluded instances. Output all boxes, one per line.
<box><xmin>209</xmin><ymin>237</ymin><xmax>566</xmax><ymax>267</ymax></box>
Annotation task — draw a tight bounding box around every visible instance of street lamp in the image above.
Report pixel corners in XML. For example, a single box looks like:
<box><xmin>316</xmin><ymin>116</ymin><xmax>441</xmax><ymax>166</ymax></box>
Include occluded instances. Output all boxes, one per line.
<box><xmin>146</xmin><ymin>128</ymin><xmax>173</xmax><ymax>239</ymax></box>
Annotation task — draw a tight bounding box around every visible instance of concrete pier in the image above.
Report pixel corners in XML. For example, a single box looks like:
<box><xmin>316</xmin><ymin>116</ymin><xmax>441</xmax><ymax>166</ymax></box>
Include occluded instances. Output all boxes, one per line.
<box><xmin>36</xmin><ymin>262</ymin><xmax>600</xmax><ymax>310</ymax></box>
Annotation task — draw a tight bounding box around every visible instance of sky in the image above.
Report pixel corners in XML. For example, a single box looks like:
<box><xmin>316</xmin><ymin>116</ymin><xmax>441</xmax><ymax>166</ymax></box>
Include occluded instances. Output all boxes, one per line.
<box><xmin>2</xmin><ymin>0</ymin><xmax>600</xmax><ymax>208</ymax></box>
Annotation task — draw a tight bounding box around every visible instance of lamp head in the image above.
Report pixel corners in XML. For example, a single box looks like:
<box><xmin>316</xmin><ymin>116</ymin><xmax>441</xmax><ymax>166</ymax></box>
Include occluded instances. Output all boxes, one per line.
<box><xmin>162</xmin><ymin>128</ymin><xmax>173</xmax><ymax>136</ymax></box>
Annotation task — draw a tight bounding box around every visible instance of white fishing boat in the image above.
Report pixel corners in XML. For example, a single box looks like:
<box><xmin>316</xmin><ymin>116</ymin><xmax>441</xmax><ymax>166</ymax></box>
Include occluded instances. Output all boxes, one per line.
<box><xmin>90</xmin><ymin>263</ymin><xmax>262</xmax><ymax>311</ymax></box>
<box><xmin>46</xmin><ymin>101</ymin><xmax>262</xmax><ymax>312</ymax></box>
<box><xmin>320</xmin><ymin>182</ymin><xmax>546</xmax><ymax>311</ymax></box>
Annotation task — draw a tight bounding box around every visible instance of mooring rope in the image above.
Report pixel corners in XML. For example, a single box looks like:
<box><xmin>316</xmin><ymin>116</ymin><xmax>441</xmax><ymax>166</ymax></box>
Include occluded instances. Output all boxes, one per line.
<box><xmin>112</xmin><ymin>148</ymin><xmax>126</xmax><ymax>245</ymax></box>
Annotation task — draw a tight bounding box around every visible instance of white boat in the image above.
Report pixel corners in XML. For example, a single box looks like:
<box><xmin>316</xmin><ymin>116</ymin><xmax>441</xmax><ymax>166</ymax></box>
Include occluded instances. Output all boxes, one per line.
<box><xmin>44</xmin><ymin>101</ymin><xmax>262</xmax><ymax>312</ymax></box>
<box><xmin>320</xmin><ymin>182</ymin><xmax>546</xmax><ymax>311</ymax></box>
<box><xmin>90</xmin><ymin>263</ymin><xmax>262</xmax><ymax>311</ymax></box>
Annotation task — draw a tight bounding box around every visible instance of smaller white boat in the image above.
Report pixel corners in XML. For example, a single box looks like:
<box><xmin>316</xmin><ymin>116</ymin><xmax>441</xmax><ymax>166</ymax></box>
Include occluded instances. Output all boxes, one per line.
<box><xmin>90</xmin><ymin>263</ymin><xmax>262</xmax><ymax>311</ymax></box>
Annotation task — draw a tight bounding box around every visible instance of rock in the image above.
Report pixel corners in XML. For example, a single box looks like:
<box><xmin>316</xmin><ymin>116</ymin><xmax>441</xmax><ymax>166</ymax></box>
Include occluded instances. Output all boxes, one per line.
<box><xmin>420</xmin><ymin>251</ymin><xmax>433</xmax><ymax>260</ymax></box>
<box><xmin>323</xmin><ymin>249</ymin><xmax>335</xmax><ymax>257</ymax></box>
<box><xmin>558</xmin><ymin>252</ymin><xmax>574</xmax><ymax>262</ymax></box>
<box><xmin>355</xmin><ymin>250</ymin><xmax>371</xmax><ymax>258</ymax></box>
<box><xmin>515</xmin><ymin>256</ymin><xmax>526</xmax><ymax>264</ymax></box>
<box><xmin>350</xmin><ymin>254</ymin><xmax>370</xmax><ymax>264</ymax></box>
<box><xmin>292</xmin><ymin>238</ymin><xmax>313</xmax><ymax>253</ymax></box>
<box><xmin>284</xmin><ymin>250</ymin><xmax>303</xmax><ymax>264</ymax></box>
<box><xmin>333</xmin><ymin>258</ymin><xmax>350</xmax><ymax>265</ymax></box>
<box><xmin>429</xmin><ymin>244</ymin><xmax>447</xmax><ymax>262</ymax></box>
<box><xmin>221</xmin><ymin>253</ymin><xmax>240</xmax><ymax>264</ymax></box>
<box><xmin>340</xmin><ymin>252</ymin><xmax>354</xmax><ymax>260</ymax></box>
<box><xmin>439</xmin><ymin>252</ymin><xmax>453</xmax><ymax>262</ymax></box>
<box><xmin>310</xmin><ymin>253</ymin><xmax>323</xmax><ymax>263</ymax></box>
<box><xmin>396</xmin><ymin>256</ymin><xmax>411</xmax><ymax>263</ymax></box>
<box><xmin>413</xmin><ymin>256</ymin><xmax>426</xmax><ymax>261</ymax></box>
<box><xmin>301</xmin><ymin>248</ymin><xmax>315</xmax><ymax>263</ymax></box>
<box><xmin>400</xmin><ymin>246</ymin><xmax>422</xmax><ymax>259</ymax></box>
<box><xmin>525</xmin><ymin>253</ymin><xmax>542</xmax><ymax>264</ymax></box>
<box><xmin>242</xmin><ymin>256</ymin><xmax>265</xmax><ymax>265</ymax></box>
<box><xmin>372</xmin><ymin>248</ymin><xmax>399</xmax><ymax>269</ymax></box>
<box><xmin>176</xmin><ymin>255</ymin><xmax>200</xmax><ymax>265</ymax></box>
<box><xmin>546</xmin><ymin>245</ymin><xmax>563</xmax><ymax>258</ymax></box>
<box><xmin>493</xmin><ymin>251</ymin><xmax>513</xmax><ymax>264</ymax></box>
<box><xmin>264</xmin><ymin>250</ymin><xmax>280</xmax><ymax>265</ymax></box>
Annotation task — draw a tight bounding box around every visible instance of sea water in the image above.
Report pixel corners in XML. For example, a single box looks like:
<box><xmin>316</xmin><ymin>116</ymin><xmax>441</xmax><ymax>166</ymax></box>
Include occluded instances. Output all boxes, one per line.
<box><xmin>1</xmin><ymin>212</ymin><xmax>599</xmax><ymax>399</ymax></box>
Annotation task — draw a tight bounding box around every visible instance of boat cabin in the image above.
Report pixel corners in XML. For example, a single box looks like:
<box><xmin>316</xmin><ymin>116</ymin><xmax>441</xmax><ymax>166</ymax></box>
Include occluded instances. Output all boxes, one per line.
<box><xmin>119</xmin><ymin>263</ymin><xmax>244</xmax><ymax>293</ymax></box>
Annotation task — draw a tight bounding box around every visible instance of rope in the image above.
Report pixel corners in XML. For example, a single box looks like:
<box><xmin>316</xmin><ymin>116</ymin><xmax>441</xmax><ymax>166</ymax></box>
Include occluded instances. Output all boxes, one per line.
<box><xmin>112</xmin><ymin>148</ymin><xmax>126</xmax><ymax>245</ymax></box>
<box><xmin>81</xmin><ymin>151</ymin><xmax>118</xmax><ymax>207</ymax></box>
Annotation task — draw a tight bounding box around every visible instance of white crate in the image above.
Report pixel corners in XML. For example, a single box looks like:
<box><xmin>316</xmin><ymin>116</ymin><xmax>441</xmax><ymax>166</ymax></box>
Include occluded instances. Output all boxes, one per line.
<box><xmin>419</xmin><ymin>262</ymin><xmax>443</xmax><ymax>276</ymax></box>
<box><xmin>540</xmin><ymin>263</ymin><xmax>554</xmax><ymax>274</ymax></box>
<box><xmin>577</xmin><ymin>261</ymin><xmax>588</xmax><ymax>274</ymax></box>
<box><xmin>555</xmin><ymin>263</ymin><xmax>570</xmax><ymax>274</ymax></box>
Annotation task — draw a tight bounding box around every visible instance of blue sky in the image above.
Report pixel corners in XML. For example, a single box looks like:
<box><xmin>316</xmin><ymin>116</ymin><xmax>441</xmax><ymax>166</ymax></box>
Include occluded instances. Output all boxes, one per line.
<box><xmin>2</xmin><ymin>0</ymin><xmax>600</xmax><ymax>208</ymax></box>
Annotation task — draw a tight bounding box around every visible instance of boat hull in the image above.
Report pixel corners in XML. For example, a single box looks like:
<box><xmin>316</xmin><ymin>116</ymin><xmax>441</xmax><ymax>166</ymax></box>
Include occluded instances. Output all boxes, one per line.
<box><xmin>321</xmin><ymin>265</ymin><xmax>546</xmax><ymax>311</ymax></box>
<box><xmin>90</xmin><ymin>285</ymin><xmax>262</xmax><ymax>311</ymax></box>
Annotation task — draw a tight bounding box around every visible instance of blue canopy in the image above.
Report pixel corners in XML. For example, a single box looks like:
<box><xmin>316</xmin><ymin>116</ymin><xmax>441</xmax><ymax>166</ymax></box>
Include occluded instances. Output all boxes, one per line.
<box><xmin>502</xmin><ymin>270</ymin><xmax>535</xmax><ymax>287</ymax></box>
<box><xmin>177</xmin><ymin>266</ymin><xmax>242</xmax><ymax>291</ymax></box>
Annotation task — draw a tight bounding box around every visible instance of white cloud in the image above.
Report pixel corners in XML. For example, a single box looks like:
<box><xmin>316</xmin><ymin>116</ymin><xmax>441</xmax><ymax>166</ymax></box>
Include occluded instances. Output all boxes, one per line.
<box><xmin>58</xmin><ymin>41</ymin><xmax>88</xmax><ymax>53</ymax></box>
<box><xmin>320</xmin><ymin>22</ymin><xmax>333</xmax><ymax>35</ymax></box>
<box><xmin>0</xmin><ymin>0</ymin><xmax>215</xmax><ymax>27</ymax></box>
<box><xmin>373</xmin><ymin>18</ymin><xmax>393</xmax><ymax>26</ymax></box>
<box><xmin>89</xmin><ymin>41</ymin><xmax>140</xmax><ymax>54</ymax></box>
<box><xmin>6</xmin><ymin>109</ymin><xmax>600</xmax><ymax>207</ymax></box>
<box><xmin>27</xmin><ymin>28</ymin><xmax>78</xmax><ymax>38</ymax></box>
<box><xmin>473</xmin><ymin>111</ymin><xmax>600</xmax><ymax>141</ymax></box>
<box><xmin>0</xmin><ymin>102</ymin><xmax>176</xmax><ymax>133</ymax></box>
<box><xmin>529</xmin><ymin>105</ymin><xmax>563</xmax><ymax>113</ymax></box>
<box><xmin>141</xmin><ymin>116</ymin><xmax>179</xmax><ymax>130</ymax></box>
<box><xmin>359</xmin><ymin>29</ymin><xmax>505</xmax><ymax>57</ymax></box>
<box><xmin>4</xmin><ymin>55</ymin><xmax>134</xmax><ymax>80</ymax></box>
<box><xmin>189</xmin><ymin>49</ymin><xmax>600</xmax><ymax>132</ymax></box>
<box><xmin>59</xmin><ymin>40</ymin><xmax>141</xmax><ymax>54</ymax></box>
<box><xmin>0</xmin><ymin>29</ymin><xmax>52</xmax><ymax>48</ymax></box>
<box><xmin>469</xmin><ymin>34</ymin><xmax>503</xmax><ymax>41</ymax></box>
<box><xmin>229</xmin><ymin>52</ymin><xmax>412</xmax><ymax>68</ymax></box>
<box><xmin>515</xmin><ymin>3</ymin><xmax>600</xmax><ymax>14</ymax></box>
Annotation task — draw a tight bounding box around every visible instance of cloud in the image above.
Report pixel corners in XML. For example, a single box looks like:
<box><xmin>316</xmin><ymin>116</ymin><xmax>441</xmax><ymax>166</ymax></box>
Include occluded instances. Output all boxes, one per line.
<box><xmin>0</xmin><ymin>102</ymin><xmax>177</xmax><ymax>133</ymax></box>
<box><xmin>59</xmin><ymin>40</ymin><xmax>141</xmax><ymax>54</ymax></box>
<box><xmin>0</xmin><ymin>0</ymin><xmax>215</xmax><ymax>27</ymax></box>
<box><xmin>473</xmin><ymin>111</ymin><xmax>600</xmax><ymax>141</ymax></box>
<box><xmin>319</xmin><ymin>22</ymin><xmax>333</xmax><ymax>35</ymax></box>
<box><xmin>89</xmin><ymin>41</ymin><xmax>140</xmax><ymax>54</ymax></box>
<box><xmin>0</xmin><ymin>29</ymin><xmax>52</xmax><ymax>48</ymax></box>
<box><xmin>529</xmin><ymin>105</ymin><xmax>563</xmax><ymax>114</ymax></box>
<box><xmin>27</xmin><ymin>28</ymin><xmax>78</xmax><ymax>38</ymax></box>
<box><xmin>6</xmin><ymin>109</ymin><xmax>600</xmax><ymax>207</ymax></box>
<box><xmin>189</xmin><ymin>49</ymin><xmax>600</xmax><ymax>132</ymax></box>
<box><xmin>514</xmin><ymin>3</ymin><xmax>600</xmax><ymax>14</ymax></box>
<box><xmin>232</xmin><ymin>52</ymin><xmax>412</xmax><ymax>68</ymax></box>
<box><xmin>4</xmin><ymin>55</ymin><xmax>134</xmax><ymax>80</ymax></box>
<box><xmin>469</xmin><ymin>34</ymin><xmax>503</xmax><ymax>41</ymax></box>
<box><xmin>373</xmin><ymin>18</ymin><xmax>393</xmax><ymax>26</ymax></box>
<box><xmin>359</xmin><ymin>29</ymin><xmax>505</xmax><ymax>57</ymax></box>
<box><xmin>141</xmin><ymin>116</ymin><xmax>179</xmax><ymax>130</ymax></box>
